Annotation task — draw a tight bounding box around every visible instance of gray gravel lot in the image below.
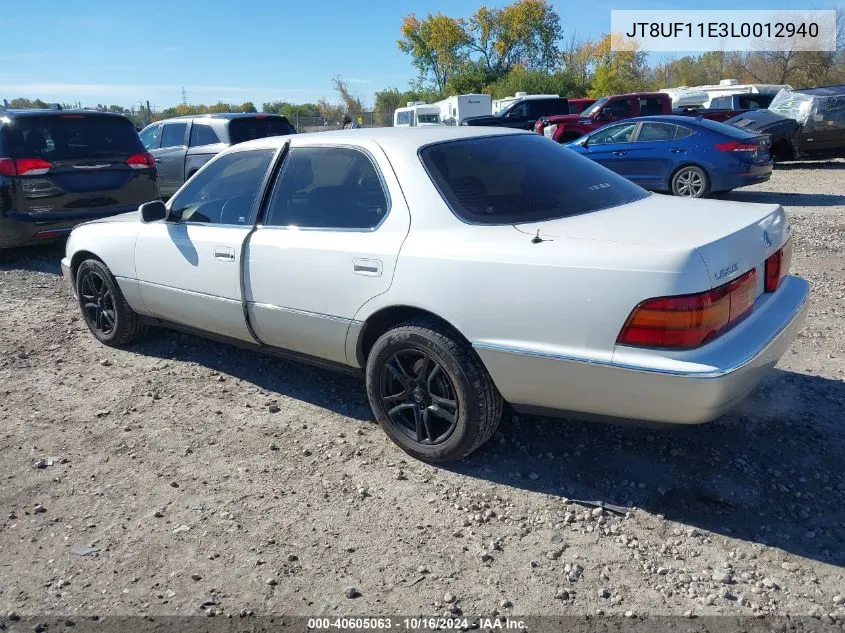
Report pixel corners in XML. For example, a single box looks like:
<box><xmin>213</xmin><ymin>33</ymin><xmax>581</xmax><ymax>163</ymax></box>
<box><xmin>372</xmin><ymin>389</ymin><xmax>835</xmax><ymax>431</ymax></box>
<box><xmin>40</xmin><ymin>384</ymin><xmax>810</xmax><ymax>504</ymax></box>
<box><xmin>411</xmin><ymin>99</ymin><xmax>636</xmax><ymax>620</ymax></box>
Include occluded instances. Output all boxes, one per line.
<box><xmin>0</xmin><ymin>160</ymin><xmax>844</xmax><ymax>621</ymax></box>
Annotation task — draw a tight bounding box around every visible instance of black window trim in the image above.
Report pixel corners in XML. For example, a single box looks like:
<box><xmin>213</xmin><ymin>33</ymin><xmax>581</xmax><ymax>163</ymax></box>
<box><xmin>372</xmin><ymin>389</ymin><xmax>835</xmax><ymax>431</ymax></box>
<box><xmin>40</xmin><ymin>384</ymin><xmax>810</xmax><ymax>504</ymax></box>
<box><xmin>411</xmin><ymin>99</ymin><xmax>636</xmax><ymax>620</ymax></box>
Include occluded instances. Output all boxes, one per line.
<box><xmin>417</xmin><ymin>133</ymin><xmax>651</xmax><ymax>227</ymax></box>
<box><xmin>257</xmin><ymin>143</ymin><xmax>392</xmax><ymax>233</ymax></box>
<box><xmin>163</xmin><ymin>145</ymin><xmax>283</xmax><ymax>228</ymax></box>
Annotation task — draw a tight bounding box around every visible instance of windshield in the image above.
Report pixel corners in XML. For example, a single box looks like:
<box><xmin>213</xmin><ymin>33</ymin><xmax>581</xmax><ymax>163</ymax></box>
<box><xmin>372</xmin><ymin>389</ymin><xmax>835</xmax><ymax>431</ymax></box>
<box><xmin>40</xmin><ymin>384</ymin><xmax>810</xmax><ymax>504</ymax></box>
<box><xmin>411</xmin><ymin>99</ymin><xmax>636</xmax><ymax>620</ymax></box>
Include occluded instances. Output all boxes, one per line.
<box><xmin>417</xmin><ymin>114</ymin><xmax>441</xmax><ymax>124</ymax></box>
<box><xmin>2</xmin><ymin>114</ymin><xmax>143</xmax><ymax>160</ymax></box>
<box><xmin>768</xmin><ymin>90</ymin><xmax>814</xmax><ymax>124</ymax></box>
<box><xmin>228</xmin><ymin>116</ymin><xmax>296</xmax><ymax>145</ymax></box>
<box><xmin>579</xmin><ymin>97</ymin><xmax>609</xmax><ymax>117</ymax></box>
<box><xmin>419</xmin><ymin>133</ymin><xmax>649</xmax><ymax>225</ymax></box>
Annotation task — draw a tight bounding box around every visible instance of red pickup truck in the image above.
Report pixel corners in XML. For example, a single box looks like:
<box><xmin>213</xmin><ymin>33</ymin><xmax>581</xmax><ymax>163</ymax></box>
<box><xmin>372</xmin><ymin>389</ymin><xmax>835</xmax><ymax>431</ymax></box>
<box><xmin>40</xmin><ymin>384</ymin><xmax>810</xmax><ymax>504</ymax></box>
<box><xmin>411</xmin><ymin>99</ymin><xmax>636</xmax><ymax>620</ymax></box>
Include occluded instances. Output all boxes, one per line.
<box><xmin>534</xmin><ymin>92</ymin><xmax>749</xmax><ymax>143</ymax></box>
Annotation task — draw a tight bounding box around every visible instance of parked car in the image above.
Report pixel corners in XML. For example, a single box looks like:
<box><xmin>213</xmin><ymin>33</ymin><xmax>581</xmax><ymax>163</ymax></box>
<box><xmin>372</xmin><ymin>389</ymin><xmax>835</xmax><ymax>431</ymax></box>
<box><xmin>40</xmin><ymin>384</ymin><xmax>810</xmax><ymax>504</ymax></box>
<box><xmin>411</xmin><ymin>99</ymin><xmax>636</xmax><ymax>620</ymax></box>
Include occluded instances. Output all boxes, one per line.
<box><xmin>0</xmin><ymin>108</ymin><xmax>159</xmax><ymax>250</ymax></box>
<box><xmin>538</xmin><ymin>92</ymin><xmax>752</xmax><ymax>142</ymax></box>
<box><xmin>725</xmin><ymin>85</ymin><xmax>845</xmax><ymax>161</ymax></box>
<box><xmin>565</xmin><ymin>115</ymin><xmax>773</xmax><ymax>198</ymax></box>
<box><xmin>139</xmin><ymin>113</ymin><xmax>296</xmax><ymax>198</ymax></box>
<box><xmin>460</xmin><ymin>95</ymin><xmax>570</xmax><ymax>129</ymax></box>
<box><xmin>62</xmin><ymin>127</ymin><xmax>808</xmax><ymax>463</ymax></box>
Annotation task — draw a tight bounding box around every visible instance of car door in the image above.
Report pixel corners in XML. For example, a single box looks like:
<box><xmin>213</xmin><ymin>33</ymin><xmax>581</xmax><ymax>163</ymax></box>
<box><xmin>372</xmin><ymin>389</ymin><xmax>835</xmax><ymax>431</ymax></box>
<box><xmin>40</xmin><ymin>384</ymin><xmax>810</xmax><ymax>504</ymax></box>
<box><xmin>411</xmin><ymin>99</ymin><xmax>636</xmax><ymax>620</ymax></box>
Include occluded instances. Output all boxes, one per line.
<box><xmin>134</xmin><ymin>147</ymin><xmax>277</xmax><ymax>342</ymax></box>
<box><xmin>244</xmin><ymin>141</ymin><xmax>411</xmax><ymax>365</ymax></box>
<box><xmin>151</xmin><ymin>121</ymin><xmax>189</xmax><ymax>197</ymax></box>
<box><xmin>579</xmin><ymin>122</ymin><xmax>639</xmax><ymax>177</ymax></box>
<box><xmin>621</xmin><ymin>121</ymin><xmax>684</xmax><ymax>188</ymax></box>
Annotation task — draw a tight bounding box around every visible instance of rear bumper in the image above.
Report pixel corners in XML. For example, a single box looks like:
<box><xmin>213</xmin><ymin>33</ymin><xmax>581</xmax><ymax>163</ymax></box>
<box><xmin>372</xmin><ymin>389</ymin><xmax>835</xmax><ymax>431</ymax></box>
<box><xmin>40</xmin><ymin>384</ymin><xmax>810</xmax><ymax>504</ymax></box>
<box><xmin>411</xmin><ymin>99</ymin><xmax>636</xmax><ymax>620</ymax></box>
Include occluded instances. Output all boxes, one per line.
<box><xmin>711</xmin><ymin>162</ymin><xmax>773</xmax><ymax>191</ymax></box>
<box><xmin>0</xmin><ymin>206</ymin><xmax>139</xmax><ymax>249</ymax></box>
<box><xmin>474</xmin><ymin>275</ymin><xmax>810</xmax><ymax>425</ymax></box>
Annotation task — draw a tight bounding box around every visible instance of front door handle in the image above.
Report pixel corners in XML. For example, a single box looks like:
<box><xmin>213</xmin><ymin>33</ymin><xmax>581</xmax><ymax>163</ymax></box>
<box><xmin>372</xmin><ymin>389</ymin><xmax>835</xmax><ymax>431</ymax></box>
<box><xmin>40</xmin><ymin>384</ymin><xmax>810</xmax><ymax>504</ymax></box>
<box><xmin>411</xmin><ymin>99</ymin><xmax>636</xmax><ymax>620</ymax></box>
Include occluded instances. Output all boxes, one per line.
<box><xmin>613</xmin><ymin>150</ymin><xmax>626</xmax><ymax>156</ymax></box>
<box><xmin>214</xmin><ymin>246</ymin><xmax>235</xmax><ymax>262</ymax></box>
<box><xmin>353</xmin><ymin>258</ymin><xmax>383</xmax><ymax>276</ymax></box>
<box><xmin>670</xmin><ymin>148</ymin><xmax>684</xmax><ymax>154</ymax></box>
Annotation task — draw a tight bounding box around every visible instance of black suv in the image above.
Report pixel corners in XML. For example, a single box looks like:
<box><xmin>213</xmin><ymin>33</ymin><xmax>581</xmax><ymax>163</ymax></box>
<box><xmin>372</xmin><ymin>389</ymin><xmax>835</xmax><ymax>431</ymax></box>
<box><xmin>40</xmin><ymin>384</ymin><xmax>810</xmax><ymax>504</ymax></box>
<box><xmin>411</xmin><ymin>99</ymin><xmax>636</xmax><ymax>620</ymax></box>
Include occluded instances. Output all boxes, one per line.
<box><xmin>139</xmin><ymin>113</ymin><xmax>296</xmax><ymax>197</ymax></box>
<box><xmin>0</xmin><ymin>108</ymin><xmax>159</xmax><ymax>250</ymax></box>
<box><xmin>460</xmin><ymin>97</ymin><xmax>570</xmax><ymax>129</ymax></box>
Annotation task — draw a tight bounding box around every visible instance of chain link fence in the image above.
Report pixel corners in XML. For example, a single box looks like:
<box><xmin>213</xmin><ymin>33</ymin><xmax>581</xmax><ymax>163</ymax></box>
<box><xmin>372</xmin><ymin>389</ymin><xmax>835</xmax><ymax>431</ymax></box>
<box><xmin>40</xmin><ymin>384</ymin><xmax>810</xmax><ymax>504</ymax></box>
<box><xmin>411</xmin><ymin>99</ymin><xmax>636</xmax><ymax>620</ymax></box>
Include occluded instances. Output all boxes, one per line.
<box><xmin>289</xmin><ymin>111</ymin><xmax>396</xmax><ymax>132</ymax></box>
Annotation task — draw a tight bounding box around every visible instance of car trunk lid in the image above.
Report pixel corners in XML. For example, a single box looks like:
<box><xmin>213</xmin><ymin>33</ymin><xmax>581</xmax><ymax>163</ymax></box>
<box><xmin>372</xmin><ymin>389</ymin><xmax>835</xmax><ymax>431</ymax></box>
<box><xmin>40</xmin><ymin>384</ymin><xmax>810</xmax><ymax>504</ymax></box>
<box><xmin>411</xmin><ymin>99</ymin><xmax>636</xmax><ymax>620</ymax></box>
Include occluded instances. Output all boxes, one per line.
<box><xmin>516</xmin><ymin>193</ymin><xmax>791</xmax><ymax>290</ymax></box>
<box><xmin>1</xmin><ymin>113</ymin><xmax>156</xmax><ymax>214</ymax></box>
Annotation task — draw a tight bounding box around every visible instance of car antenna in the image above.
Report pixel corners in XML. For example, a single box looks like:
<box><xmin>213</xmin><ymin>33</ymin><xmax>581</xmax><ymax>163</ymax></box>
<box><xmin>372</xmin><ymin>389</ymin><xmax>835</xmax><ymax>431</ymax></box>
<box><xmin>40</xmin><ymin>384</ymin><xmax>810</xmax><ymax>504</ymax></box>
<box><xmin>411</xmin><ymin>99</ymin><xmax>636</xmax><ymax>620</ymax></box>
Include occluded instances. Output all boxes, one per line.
<box><xmin>513</xmin><ymin>225</ymin><xmax>553</xmax><ymax>244</ymax></box>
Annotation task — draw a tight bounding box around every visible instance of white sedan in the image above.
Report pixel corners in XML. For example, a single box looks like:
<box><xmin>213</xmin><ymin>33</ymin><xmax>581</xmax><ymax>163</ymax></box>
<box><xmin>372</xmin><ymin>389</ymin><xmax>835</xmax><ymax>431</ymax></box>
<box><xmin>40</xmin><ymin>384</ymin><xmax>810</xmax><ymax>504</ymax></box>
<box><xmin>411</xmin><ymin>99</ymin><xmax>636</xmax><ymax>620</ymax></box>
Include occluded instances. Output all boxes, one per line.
<box><xmin>61</xmin><ymin>126</ymin><xmax>809</xmax><ymax>462</ymax></box>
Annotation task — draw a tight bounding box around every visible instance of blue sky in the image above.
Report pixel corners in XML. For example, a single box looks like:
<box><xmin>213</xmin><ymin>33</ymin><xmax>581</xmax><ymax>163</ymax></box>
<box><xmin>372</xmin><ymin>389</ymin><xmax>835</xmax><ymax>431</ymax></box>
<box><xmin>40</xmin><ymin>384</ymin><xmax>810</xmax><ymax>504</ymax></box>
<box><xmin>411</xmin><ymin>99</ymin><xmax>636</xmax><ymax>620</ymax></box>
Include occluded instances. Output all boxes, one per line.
<box><xmin>0</xmin><ymin>0</ymin><xmax>840</xmax><ymax>110</ymax></box>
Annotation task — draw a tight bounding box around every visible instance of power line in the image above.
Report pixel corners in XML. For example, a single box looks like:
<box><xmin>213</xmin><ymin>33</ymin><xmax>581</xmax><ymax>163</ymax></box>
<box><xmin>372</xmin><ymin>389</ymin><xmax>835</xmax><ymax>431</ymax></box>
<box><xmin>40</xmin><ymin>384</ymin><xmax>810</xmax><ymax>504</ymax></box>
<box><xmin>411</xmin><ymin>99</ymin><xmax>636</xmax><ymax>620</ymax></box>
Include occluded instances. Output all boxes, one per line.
<box><xmin>181</xmin><ymin>86</ymin><xmax>188</xmax><ymax>105</ymax></box>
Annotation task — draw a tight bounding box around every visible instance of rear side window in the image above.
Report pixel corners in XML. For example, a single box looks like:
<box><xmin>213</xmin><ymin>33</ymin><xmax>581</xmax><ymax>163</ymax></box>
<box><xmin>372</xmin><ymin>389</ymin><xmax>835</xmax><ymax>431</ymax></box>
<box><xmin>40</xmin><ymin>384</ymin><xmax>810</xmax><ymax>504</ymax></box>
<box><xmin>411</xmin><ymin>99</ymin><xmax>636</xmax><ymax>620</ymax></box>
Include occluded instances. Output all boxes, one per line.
<box><xmin>160</xmin><ymin>123</ymin><xmax>187</xmax><ymax>148</ymax></box>
<box><xmin>528</xmin><ymin>99</ymin><xmax>567</xmax><ymax>118</ymax></box>
<box><xmin>638</xmin><ymin>97</ymin><xmax>664</xmax><ymax>116</ymax></box>
<box><xmin>265</xmin><ymin>147</ymin><xmax>388</xmax><ymax>229</ymax></box>
<box><xmin>228</xmin><ymin>116</ymin><xmax>296</xmax><ymax>145</ymax></box>
<box><xmin>420</xmin><ymin>134</ymin><xmax>649</xmax><ymax>225</ymax></box>
<box><xmin>637</xmin><ymin>122</ymin><xmax>677</xmax><ymax>142</ymax></box>
<box><xmin>2</xmin><ymin>115</ymin><xmax>144</xmax><ymax>160</ymax></box>
<box><xmin>189</xmin><ymin>123</ymin><xmax>221</xmax><ymax>147</ymax></box>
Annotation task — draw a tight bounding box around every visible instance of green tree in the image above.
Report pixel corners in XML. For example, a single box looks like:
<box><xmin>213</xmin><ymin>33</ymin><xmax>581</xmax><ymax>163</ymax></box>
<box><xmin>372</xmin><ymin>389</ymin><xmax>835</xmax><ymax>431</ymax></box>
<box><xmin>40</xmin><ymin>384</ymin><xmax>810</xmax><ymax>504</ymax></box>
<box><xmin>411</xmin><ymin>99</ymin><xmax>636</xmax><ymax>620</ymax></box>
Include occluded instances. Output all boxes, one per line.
<box><xmin>465</xmin><ymin>0</ymin><xmax>561</xmax><ymax>76</ymax></box>
<box><xmin>589</xmin><ymin>34</ymin><xmax>652</xmax><ymax>97</ymax></box>
<box><xmin>398</xmin><ymin>12</ymin><xmax>469</xmax><ymax>92</ymax></box>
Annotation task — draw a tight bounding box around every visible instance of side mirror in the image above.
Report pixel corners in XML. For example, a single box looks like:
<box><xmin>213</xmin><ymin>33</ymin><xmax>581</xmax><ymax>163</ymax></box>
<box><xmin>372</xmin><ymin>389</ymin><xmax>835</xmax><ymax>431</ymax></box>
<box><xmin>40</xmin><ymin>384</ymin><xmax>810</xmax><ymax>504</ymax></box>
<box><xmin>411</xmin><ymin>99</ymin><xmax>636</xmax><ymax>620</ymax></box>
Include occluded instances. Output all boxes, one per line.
<box><xmin>140</xmin><ymin>200</ymin><xmax>168</xmax><ymax>223</ymax></box>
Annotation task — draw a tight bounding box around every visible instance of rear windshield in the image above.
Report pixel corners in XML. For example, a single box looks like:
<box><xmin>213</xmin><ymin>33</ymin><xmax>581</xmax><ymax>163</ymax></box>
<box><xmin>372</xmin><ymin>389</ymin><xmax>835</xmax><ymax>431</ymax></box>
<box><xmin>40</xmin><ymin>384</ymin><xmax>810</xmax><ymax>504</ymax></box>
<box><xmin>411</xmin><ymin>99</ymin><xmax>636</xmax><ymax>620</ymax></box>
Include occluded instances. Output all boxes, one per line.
<box><xmin>687</xmin><ymin>117</ymin><xmax>758</xmax><ymax>139</ymax></box>
<box><xmin>420</xmin><ymin>134</ymin><xmax>650</xmax><ymax>225</ymax></box>
<box><xmin>2</xmin><ymin>114</ymin><xmax>143</xmax><ymax>159</ymax></box>
<box><xmin>227</xmin><ymin>116</ymin><xmax>296</xmax><ymax>145</ymax></box>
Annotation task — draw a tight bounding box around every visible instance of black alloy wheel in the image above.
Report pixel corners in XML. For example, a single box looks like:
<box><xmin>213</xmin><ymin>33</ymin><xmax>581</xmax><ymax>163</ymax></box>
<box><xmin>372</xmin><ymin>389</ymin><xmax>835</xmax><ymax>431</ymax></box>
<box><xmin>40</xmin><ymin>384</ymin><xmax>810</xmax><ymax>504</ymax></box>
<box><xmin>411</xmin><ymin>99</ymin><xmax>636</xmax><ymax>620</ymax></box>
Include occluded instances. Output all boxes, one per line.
<box><xmin>379</xmin><ymin>349</ymin><xmax>460</xmax><ymax>445</ymax></box>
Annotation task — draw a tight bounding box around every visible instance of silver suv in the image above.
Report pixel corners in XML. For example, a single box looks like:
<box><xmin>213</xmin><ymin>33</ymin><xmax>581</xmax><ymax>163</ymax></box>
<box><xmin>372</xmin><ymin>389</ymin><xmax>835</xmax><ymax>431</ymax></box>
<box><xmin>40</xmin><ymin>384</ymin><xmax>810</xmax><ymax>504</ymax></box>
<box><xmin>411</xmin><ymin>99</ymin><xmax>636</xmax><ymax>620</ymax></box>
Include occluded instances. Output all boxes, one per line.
<box><xmin>139</xmin><ymin>113</ymin><xmax>296</xmax><ymax>198</ymax></box>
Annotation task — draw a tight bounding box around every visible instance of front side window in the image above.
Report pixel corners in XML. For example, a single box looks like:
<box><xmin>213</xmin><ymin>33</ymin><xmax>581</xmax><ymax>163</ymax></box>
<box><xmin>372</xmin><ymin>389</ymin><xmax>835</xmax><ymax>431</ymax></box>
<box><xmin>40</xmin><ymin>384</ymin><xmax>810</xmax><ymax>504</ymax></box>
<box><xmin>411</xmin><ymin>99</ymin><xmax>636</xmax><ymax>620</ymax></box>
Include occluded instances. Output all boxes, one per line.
<box><xmin>590</xmin><ymin>122</ymin><xmax>637</xmax><ymax>145</ymax></box>
<box><xmin>638</xmin><ymin>97</ymin><xmax>664</xmax><ymax>116</ymax></box>
<box><xmin>264</xmin><ymin>146</ymin><xmax>388</xmax><ymax>229</ymax></box>
<box><xmin>189</xmin><ymin>123</ymin><xmax>221</xmax><ymax>147</ymax></box>
<box><xmin>168</xmin><ymin>149</ymin><xmax>274</xmax><ymax>225</ymax></box>
<box><xmin>160</xmin><ymin>122</ymin><xmax>187</xmax><ymax>148</ymax></box>
<box><xmin>605</xmin><ymin>98</ymin><xmax>632</xmax><ymax>117</ymax></box>
<box><xmin>420</xmin><ymin>134</ymin><xmax>649</xmax><ymax>225</ymax></box>
<box><xmin>505</xmin><ymin>102</ymin><xmax>528</xmax><ymax>119</ymax></box>
<box><xmin>139</xmin><ymin>124</ymin><xmax>161</xmax><ymax>150</ymax></box>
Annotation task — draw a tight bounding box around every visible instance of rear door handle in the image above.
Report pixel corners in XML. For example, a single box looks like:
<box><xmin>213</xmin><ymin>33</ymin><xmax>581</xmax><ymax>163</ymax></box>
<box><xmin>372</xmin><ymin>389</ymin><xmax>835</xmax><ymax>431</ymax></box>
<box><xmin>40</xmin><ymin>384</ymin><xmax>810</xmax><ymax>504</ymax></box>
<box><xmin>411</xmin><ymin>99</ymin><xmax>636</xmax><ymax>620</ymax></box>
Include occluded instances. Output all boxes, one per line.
<box><xmin>353</xmin><ymin>258</ymin><xmax>382</xmax><ymax>276</ymax></box>
<box><xmin>613</xmin><ymin>150</ymin><xmax>626</xmax><ymax>156</ymax></box>
<box><xmin>214</xmin><ymin>246</ymin><xmax>235</xmax><ymax>262</ymax></box>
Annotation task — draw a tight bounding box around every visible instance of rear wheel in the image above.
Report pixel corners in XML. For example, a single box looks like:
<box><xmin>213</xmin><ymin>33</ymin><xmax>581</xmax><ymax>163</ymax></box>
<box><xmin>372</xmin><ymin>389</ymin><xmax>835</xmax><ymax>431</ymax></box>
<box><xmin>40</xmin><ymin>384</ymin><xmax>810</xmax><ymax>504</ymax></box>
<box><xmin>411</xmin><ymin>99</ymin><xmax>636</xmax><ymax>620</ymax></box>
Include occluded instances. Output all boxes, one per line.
<box><xmin>671</xmin><ymin>165</ymin><xmax>709</xmax><ymax>198</ymax></box>
<box><xmin>365</xmin><ymin>319</ymin><xmax>502</xmax><ymax>463</ymax></box>
<box><xmin>76</xmin><ymin>259</ymin><xmax>146</xmax><ymax>347</ymax></box>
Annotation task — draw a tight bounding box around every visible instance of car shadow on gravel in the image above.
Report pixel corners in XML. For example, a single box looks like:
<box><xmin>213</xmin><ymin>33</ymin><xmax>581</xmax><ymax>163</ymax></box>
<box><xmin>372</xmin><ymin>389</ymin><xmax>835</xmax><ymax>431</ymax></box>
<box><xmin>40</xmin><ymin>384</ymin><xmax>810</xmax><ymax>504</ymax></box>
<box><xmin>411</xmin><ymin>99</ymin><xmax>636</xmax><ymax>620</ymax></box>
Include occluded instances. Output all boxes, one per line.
<box><xmin>0</xmin><ymin>242</ymin><xmax>64</xmax><ymax>274</ymax></box>
<box><xmin>775</xmin><ymin>160</ymin><xmax>845</xmax><ymax>171</ymax></box>
<box><xmin>129</xmin><ymin>328</ymin><xmax>374</xmax><ymax>422</ymax></box>
<box><xmin>449</xmin><ymin>369</ymin><xmax>845</xmax><ymax>568</ymax></box>
<box><xmin>720</xmin><ymin>190</ymin><xmax>845</xmax><ymax>207</ymax></box>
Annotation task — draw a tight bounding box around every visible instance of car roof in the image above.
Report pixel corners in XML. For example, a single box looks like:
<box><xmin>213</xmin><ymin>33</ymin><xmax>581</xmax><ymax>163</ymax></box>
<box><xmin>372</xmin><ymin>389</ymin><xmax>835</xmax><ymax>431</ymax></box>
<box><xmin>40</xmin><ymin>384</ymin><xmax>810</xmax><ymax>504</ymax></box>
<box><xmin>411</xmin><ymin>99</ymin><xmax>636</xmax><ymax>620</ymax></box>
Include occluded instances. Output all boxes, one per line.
<box><xmin>162</xmin><ymin>112</ymin><xmax>291</xmax><ymax>121</ymax></box>
<box><xmin>623</xmin><ymin>115</ymin><xmax>710</xmax><ymax>124</ymax></box>
<box><xmin>793</xmin><ymin>85</ymin><xmax>845</xmax><ymax>97</ymax></box>
<box><xmin>230</xmin><ymin>125</ymin><xmax>530</xmax><ymax>153</ymax></box>
<box><xmin>0</xmin><ymin>108</ymin><xmax>130</xmax><ymax>120</ymax></box>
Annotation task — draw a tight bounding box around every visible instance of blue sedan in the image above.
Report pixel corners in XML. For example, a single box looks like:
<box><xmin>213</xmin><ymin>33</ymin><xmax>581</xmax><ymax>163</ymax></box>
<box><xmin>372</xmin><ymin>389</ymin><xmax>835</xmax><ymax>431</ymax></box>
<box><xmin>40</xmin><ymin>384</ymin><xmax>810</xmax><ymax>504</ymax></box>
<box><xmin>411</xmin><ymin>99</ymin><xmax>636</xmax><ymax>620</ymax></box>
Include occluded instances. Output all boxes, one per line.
<box><xmin>565</xmin><ymin>115</ymin><xmax>773</xmax><ymax>198</ymax></box>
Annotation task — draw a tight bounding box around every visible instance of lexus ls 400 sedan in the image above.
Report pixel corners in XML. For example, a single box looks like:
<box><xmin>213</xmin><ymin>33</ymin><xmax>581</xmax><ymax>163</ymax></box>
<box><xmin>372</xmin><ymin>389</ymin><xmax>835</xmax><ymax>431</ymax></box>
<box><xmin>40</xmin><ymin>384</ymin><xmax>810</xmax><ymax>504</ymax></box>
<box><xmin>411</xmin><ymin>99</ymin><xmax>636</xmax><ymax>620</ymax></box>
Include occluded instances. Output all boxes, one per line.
<box><xmin>62</xmin><ymin>127</ymin><xmax>809</xmax><ymax>463</ymax></box>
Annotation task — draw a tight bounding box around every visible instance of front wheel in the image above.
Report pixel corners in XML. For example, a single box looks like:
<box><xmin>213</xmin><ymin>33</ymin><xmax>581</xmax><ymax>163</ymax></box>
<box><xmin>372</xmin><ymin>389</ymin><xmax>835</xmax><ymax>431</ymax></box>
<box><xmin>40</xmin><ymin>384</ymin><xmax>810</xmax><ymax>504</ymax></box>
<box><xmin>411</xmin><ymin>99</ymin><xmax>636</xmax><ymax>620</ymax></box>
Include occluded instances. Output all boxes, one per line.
<box><xmin>365</xmin><ymin>319</ymin><xmax>503</xmax><ymax>463</ymax></box>
<box><xmin>76</xmin><ymin>259</ymin><xmax>147</xmax><ymax>347</ymax></box>
<box><xmin>671</xmin><ymin>165</ymin><xmax>709</xmax><ymax>198</ymax></box>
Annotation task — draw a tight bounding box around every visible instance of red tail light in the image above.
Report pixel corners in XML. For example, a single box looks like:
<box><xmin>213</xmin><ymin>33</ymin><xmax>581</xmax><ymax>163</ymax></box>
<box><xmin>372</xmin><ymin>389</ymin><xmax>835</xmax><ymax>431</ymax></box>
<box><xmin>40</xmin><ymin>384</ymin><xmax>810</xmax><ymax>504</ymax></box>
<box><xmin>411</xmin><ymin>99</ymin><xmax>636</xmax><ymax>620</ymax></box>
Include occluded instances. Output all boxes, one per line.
<box><xmin>715</xmin><ymin>141</ymin><xmax>758</xmax><ymax>152</ymax></box>
<box><xmin>0</xmin><ymin>157</ymin><xmax>52</xmax><ymax>176</ymax></box>
<box><xmin>764</xmin><ymin>238</ymin><xmax>792</xmax><ymax>292</ymax></box>
<box><xmin>126</xmin><ymin>152</ymin><xmax>156</xmax><ymax>170</ymax></box>
<box><xmin>617</xmin><ymin>269</ymin><xmax>758</xmax><ymax>349</ymax></box>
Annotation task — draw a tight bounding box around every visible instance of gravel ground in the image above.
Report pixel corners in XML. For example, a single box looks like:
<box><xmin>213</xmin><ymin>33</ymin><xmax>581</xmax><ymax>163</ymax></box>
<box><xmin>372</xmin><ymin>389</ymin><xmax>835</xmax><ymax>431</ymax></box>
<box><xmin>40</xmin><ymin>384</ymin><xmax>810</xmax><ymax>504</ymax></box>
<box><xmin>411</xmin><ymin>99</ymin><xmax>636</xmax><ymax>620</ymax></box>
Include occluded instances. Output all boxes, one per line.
<box><xmin>0</xmin><ymin>161</ymin><xmax>844</xmax><ymax>623</ymax></box>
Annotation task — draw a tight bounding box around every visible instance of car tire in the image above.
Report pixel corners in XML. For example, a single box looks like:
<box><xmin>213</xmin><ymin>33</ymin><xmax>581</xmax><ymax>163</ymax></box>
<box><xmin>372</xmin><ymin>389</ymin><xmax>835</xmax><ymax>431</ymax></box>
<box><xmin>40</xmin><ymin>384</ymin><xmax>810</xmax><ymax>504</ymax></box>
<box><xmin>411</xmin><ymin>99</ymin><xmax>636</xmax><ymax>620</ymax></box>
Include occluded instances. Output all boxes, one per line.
<box><xmin>76</xmin><ymin>259</ymin><xmax>147</xmax><ymax>347</ymax></box>
<box><xmin>671</xmin><ymin>165</ymin><xmax>709</xmax><ymax>198</ymax></box>
<box><xmin>365</xmin><ymin>318</ymin><xmax>503</xmax><ymax>463</ymax></box>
